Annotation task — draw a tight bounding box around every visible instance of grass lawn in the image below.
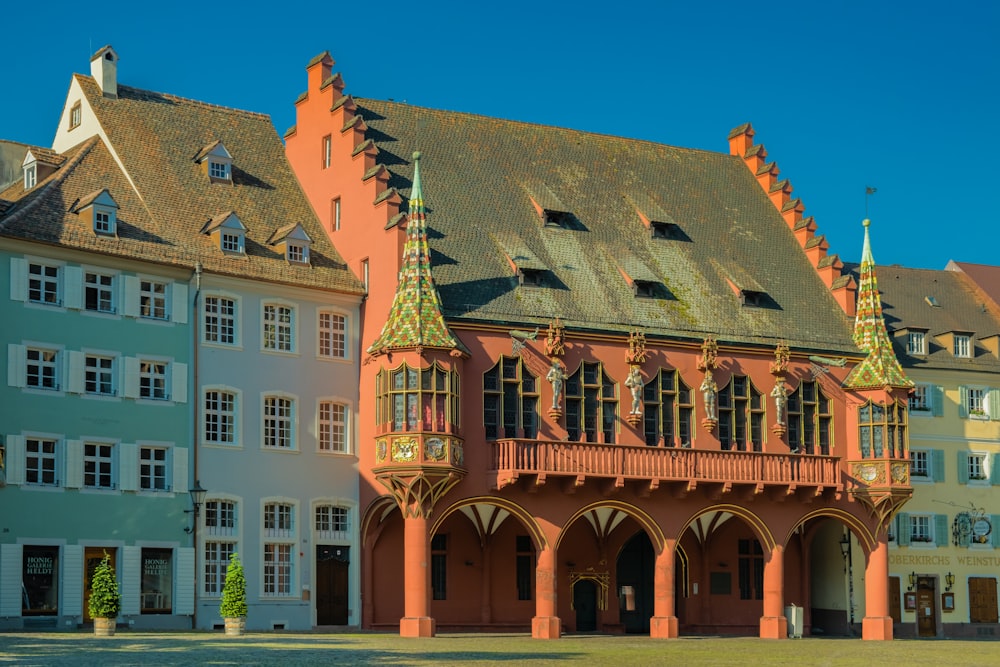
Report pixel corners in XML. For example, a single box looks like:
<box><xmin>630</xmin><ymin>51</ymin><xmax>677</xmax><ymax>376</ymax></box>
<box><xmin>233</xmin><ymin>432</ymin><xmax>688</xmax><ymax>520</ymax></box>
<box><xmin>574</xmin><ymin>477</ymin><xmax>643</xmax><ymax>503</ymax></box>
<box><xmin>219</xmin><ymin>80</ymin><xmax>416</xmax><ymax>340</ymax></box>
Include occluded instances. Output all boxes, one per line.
<box><xmin>0</xmin><ymin>631</ymin><xmax>996</xmax><ymax>666</ymax></box>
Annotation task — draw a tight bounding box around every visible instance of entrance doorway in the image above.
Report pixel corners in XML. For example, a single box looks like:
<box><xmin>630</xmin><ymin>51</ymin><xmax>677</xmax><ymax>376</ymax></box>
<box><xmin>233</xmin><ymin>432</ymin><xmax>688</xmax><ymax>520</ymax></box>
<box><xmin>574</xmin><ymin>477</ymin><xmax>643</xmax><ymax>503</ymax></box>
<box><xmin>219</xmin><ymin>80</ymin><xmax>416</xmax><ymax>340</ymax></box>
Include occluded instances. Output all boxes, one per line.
<box><xmin>616</xmin><ymin>532</ymin><xmax>654</xmax><ymax>633</ymax></box>
<box><xmin>316</xmin><ymin>545</ymin><xmax>349</xmax><ymax>625</ymax></box>
<box><xmin>573</xmin><ymin>579</ymin><xmax>597</xmax><ymax>632</ymax></box>
<box><xmin>916</xmin><ymin>576</ymin><xmax>937</xmax><ymax>638</ymax></box>
<box><xmin>84</xmin><ymin>547</ymin><xmax>116</xmax><ymax>622</ymax></box>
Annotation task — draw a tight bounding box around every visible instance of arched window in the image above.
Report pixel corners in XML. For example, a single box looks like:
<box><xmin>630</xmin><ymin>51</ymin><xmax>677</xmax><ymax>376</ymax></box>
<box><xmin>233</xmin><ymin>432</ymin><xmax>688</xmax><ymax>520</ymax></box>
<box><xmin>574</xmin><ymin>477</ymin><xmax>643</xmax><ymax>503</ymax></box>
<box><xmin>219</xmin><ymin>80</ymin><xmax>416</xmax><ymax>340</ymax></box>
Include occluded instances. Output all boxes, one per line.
<box><xmin>718</xmin><ymin>375</ymin><xmax>764</xmax><ymax>452</ymax></box>
<box><xmin>566</xmin><ymin>361</ymin><xmax>617</xmax><ymax>443</ymax></box>
<box><xmin>375</xmin><ymin>362</ymin><xmax>459</xmax><ymax>432</ymax></box>
<box><xmin>858</xmin><ymin>399</ymin><xmax>908</xmax><ymax>458</ymax></box>
<box><xmin>642</xmin><ymin>368</ymin><xmax>693</xmax><ymax>447</ymax></box>
<box><xmin>483</xmin><ymin>356</ymin><xmax>538</xmax><ymax>440</ymax></box>
<box><xmin>787</xmin><ymin>380</ymin><xmax>832</xmax><ymax>454</ymax></box>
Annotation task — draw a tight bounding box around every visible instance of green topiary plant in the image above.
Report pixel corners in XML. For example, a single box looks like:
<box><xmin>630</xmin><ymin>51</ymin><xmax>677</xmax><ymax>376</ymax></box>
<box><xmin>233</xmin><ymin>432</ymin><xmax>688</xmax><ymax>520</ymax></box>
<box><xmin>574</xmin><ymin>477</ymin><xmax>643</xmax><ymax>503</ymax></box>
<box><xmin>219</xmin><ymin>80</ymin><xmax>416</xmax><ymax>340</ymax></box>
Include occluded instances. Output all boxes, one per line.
<box><xmin>219</xmin><ymin>552</ymin><xmax>248</xmax><ymax>618</ymax></box>
<box><xmin>88</xmin><ymin>552</ymin><xmax>121</xmax><ymax>619</ymax></box>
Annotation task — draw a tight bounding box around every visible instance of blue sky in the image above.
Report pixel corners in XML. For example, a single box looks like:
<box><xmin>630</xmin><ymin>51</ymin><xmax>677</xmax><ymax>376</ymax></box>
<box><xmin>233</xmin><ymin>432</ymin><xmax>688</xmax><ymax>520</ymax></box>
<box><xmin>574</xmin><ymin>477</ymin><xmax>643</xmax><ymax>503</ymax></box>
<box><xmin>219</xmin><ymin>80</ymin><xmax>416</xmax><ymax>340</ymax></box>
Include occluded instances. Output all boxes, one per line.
<box><xmin>3</xmin><ymin>1</ymin><xmax>997</xmax><ymax>269</ymax></box>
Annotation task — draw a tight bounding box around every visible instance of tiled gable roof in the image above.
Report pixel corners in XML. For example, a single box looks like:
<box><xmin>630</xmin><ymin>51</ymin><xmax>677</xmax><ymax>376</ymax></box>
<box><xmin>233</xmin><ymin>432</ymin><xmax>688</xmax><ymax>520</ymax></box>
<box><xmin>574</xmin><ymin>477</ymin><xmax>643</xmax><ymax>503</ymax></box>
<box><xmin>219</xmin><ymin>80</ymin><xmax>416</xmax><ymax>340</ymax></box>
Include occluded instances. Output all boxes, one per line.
<box><xmin>0</xmin><ymin>75</ymin><xmax>364</xmax><ymax>294</ymax></box>
<box><xmin>351</xmin><ymin>98</ymin><xmax>859</xmax><ymax>354</ymax></box>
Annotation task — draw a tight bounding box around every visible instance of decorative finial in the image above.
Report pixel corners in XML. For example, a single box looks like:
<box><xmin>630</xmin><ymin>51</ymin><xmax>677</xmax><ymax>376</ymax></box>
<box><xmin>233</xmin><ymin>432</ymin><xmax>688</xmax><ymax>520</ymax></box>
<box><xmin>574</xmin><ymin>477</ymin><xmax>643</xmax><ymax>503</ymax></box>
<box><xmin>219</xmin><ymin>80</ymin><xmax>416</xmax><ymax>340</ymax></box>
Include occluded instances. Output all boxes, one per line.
<box><xmin>413</xmin><ymin>151</ymin><xmax>422</xmax><ymax>161</ymax></box>
<box><xmin>862</xmin><ymin>218</ymin><xmax>871</xmax><ymax>228</ymax></box>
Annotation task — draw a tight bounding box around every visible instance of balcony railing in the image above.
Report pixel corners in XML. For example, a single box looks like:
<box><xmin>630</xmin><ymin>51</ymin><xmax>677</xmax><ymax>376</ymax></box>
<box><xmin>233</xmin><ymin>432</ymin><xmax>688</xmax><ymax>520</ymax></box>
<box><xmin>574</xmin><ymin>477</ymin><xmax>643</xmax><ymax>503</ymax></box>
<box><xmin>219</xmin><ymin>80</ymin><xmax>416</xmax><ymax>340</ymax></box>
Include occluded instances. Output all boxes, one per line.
<box><xmin>491</xmin><ymin>439</ymin><xmax>841</xmax><ymax>491</ymax></box>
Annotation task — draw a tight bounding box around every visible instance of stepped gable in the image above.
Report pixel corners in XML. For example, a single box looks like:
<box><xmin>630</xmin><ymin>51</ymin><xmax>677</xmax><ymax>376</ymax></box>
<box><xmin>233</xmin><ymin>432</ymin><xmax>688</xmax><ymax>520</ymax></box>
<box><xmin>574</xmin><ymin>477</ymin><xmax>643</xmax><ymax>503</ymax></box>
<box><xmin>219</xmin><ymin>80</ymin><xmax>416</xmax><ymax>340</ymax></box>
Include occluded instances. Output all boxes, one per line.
<box><xmin>843</xmin><ymin>220</ymin><xmax>913</xmax><ymax>389</ymax></box>
<box><xmin>367</xmin><ymin>152</ymin><xmax>467</xmax><ymax>356</ymax></box>
<box><xmin>349</xmin><ymin>100</ymin><xmax>858</xmax><ymax>355</ymax></box>
<box><xmin>1</xmin><ymin>73</ymin><xmax>364</xmax><ymax>294</ymax></box>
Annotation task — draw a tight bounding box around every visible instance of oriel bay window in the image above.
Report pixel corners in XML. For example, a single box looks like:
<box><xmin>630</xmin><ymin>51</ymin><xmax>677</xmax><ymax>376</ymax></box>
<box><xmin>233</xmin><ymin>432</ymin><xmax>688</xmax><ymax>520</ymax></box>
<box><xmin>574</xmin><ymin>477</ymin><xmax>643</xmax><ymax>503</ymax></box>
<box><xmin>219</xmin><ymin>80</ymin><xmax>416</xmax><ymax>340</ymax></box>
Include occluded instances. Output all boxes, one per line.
<box><xmin>376</xmin><ymin>362</ymin><xmax>459</xmax><ymax>432</ymax></box>
<box><xmin>718</xmin><ymin>375</ymin><xmax>764</xmax><ymax>452</ymax></box>
<box><xmin>642</xmin><ymin>368</ymin><xmax>693</xmax><ymax>447</ymax></box>
<box><xmin>483</xmin><ymin>356</ymin><xmax>538</xmax><ymax>439</ymax></box>
<box><xmin>565</xmin><ymin>361</ymin><xmax>618</xmax><ymax>443</ymax></box>
<box><xmin>786</xmin><ymin>380</ymin><xmax>832</xmax><ymax>455</ymax></box>
<box><xmin>858</xmin><ymin>399</ymin><xmax>907</xmax><ymax>458</ymax></box>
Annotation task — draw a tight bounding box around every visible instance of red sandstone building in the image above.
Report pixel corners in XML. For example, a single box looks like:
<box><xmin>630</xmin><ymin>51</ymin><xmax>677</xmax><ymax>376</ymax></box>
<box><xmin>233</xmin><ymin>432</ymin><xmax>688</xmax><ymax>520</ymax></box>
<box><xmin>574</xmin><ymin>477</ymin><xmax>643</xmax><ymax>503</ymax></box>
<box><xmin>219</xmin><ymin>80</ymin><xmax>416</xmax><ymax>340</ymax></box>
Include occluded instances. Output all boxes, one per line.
<box><xmin>286</xmin><ymin>52</ymin><xmax>914</xmax><ymax>640</ymax></box>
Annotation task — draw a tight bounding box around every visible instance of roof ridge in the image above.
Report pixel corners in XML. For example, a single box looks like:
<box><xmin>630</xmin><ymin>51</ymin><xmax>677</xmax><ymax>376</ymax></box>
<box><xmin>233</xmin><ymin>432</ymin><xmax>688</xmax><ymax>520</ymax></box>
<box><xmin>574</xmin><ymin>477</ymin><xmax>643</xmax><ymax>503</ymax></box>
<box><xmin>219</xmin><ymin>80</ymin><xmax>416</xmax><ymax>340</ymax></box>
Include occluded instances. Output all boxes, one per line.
<box><xmin>76</xmin><ymin>74</ymin><xmax>272</xmax><ymax>121</ymax></box>
<box><xmin>0</xmin><ymin>137</ymin><xmax>98</xmax><ymax>231</ymax></box>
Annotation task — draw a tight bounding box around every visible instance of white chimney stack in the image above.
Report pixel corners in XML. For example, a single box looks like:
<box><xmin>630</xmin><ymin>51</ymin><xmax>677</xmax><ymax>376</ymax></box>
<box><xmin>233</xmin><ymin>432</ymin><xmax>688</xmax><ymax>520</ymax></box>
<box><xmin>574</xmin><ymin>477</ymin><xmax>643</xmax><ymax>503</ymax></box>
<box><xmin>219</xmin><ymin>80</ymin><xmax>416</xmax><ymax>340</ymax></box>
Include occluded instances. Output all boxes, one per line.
<box><xmin>90</xmin><ymin>46</ymin><xmax>118</xmax><ymax>99</ymax></box>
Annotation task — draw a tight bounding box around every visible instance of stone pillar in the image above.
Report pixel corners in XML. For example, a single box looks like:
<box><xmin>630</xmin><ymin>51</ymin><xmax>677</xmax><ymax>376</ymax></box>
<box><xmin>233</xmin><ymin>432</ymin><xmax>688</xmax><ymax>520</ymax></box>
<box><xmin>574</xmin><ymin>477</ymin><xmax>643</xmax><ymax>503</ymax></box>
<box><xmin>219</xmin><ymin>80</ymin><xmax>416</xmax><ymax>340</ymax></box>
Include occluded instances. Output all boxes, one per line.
<box><xmin>399</xmin><ymin>514</ymin><xmax>435</xmax><ymax>637</ymax></box>
<box><xmin>759</xmin><ymin>544</ymin><xmax>788</xmax><ymax>639</ymax></box>
<box><xmin>650</xmin><ymin>541</ymin><xmax>679</xmax><ymax>638</ymax></box>
<box><xmin>532</xmin><ymin>546</ymin><xmax>560</xmax><ymax>638</ymax></box>
<box><xmin>862</xmin><ymin>537</ymin><xmax>893</xmax><ymax>640</ymax></box>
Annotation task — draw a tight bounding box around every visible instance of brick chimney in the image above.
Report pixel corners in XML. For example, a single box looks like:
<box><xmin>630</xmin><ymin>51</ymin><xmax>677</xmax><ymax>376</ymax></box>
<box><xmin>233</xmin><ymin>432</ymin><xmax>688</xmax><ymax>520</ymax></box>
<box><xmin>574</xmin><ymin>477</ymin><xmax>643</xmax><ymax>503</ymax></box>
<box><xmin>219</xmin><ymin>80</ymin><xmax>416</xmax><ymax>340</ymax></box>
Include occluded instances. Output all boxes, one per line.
<box><xmin>90</xmin><ymin>45</ymin><xmax>118</xmax><ymax>99</ymax></box>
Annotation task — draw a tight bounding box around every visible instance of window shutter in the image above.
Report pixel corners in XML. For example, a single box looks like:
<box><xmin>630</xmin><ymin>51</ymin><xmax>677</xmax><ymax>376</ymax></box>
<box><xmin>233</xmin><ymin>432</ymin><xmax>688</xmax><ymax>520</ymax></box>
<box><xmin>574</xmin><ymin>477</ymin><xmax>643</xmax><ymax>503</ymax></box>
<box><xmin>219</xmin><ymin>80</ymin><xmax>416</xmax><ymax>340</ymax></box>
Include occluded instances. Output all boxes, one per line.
<box><xmin>123</xmin><ymin>357</ymin><xmax>140</xmax><ymax>399</ymax></box>
<box><xmin>171</xmin><ymin>362</ymin><xmax>188</xmax><ymax>404</ymax></box>
<box><xmin>65</xmin><ymin>439</ymin><xmax>84</xmax><ymax>489</ymax></box>
<box><xmin>958</xmin><ymin>386</ymin><xmax>969</xmax><ymax>418</ymax></box>
<box><xmin>4</xmin><ymin>435</ymin><xmax>25</xmax><ymax>485</ymax></box>
<box><xmin>63</xmin><ymin>265</ymin><xmax>82</xmax><ymax>310</ymax></box>
<box><xmin>897</xmin><ymin>512</ymin><xmax>911</xmax><ymax>546</ymax></box>
<box><xmin>172</xmin><ymin>283</ymin><xmax>188</xmax><ymax>324</ymax></box>
<box><xmin>172</xmin><ymin>446</ymin><xmax>188</xmax><ymax>493</ymax></box>
<box><xmin>7</xmin><ymin>344</ymin><xmax>26</xmax><ymax>388</ymax></box>
<box><xmin>931</xmin><ymin>385</ymin><xmax>944</xmax><ymax>417</ymax></box>
<box><xmin>123</xmin><ymin>275</ymin><xmax>140</xmax><ymax>317</ymax></box>
<box><xmin>0</xmin><ymin>545</ymin><xmax>23</xmax><ymax>616</ymax></box>
<box><xmin>174</xmin><ymin>547</ymin><xmax>195</xmax><ymax>615</ymax></box>
<box><xmin>992</xmin><ymin>516</ymin><xmax>1000</xmax><ymax>547</ymax></box>
<box><xmin>992</xmin><ymin>454</ymin><xmax>1000</xmax><ymax>486</ymax></box>
<box><xmin>989</xmin><ymin>388</ymin><xmax>1000</xmax><ymax>421</ymax></box>
<box><xmin>67</xmin><ymin>350</ymin><xmax>85</xmax><ymax>394</ymax></box>
<box><xmin>121</xmin><ymin>546</ymin><xmax>141</xmax><ymax>616</ymax></box>
<box><xmin>931</xmin><ymin>449</ymin><xmax>945</xmax><ymax>483</ymax></box>
<box><xmin>9</xmin><ymin>257</ymin><xmax>26</xmax><ymax>302</ymax></box>
<box><xmin>119</xmin><ymin>443</ymin><xmax>138</xmax><ymax>492</ymax></box>
<box><xmin>61</xmin><ymin>544</ymin><xmax>83</xmax><ymax>616</ymax></box>
<box><xmin>934</xmin><ymin>515</ymin><xmax>949</xmax><ymax>546</ymax></box>
<box><xmin>958</xmin><ymin>451</ymin><xmax>970</xmax><ymax>484</ymax></box>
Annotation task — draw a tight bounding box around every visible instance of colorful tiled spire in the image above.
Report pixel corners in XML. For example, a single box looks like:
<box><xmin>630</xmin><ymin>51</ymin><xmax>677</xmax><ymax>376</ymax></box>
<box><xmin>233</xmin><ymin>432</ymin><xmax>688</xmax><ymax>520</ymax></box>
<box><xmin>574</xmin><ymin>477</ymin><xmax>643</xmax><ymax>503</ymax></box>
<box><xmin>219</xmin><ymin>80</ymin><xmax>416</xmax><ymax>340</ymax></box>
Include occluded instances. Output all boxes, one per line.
<box><xmin>843</xmin><ymin>219</ymin><xmax>913</xmax><ymax>389</ymax></box>
<box><xmin>367</xmin><ymin>152</ymin><xmax>466</xmax><ymax>356</ymax></box>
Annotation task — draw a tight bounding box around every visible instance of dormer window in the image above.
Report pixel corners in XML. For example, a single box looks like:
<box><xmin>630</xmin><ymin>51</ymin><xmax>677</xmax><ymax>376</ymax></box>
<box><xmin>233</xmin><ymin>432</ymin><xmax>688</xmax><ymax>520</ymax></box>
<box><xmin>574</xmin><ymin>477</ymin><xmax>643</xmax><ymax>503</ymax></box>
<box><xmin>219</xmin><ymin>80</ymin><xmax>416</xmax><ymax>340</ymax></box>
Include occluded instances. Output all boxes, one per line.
<box><xmin>23</xmin><ymin>164</ymin><xmax>37</xmax><ymax>189</ymax></box>
<box><xmin>194</xmin><ymin>140</ymin><xmax>234</xmax><ymax>184</ymax></box>
<box><xmin>954</xmin><ymin>334</ymin><xmax>972</xmax><ymax>358</ymax></box>
<box><xmin>543</xmin><ymin>209</ymin><xmax>574</xmax><ymax>228</ymax></box>
<box><xmin>906</xmin><ymin>330</ymin><xmax>927</xmax><ymax>355</ymax></box>
<box><xmin>266</xmin><ymin>222</ymin><xmax>312</xmax><ymax>266</ymax></box>
<box><xmin>650</xmin><ymin>221</ymin><xmax>681</xmax><ymax>240</ymax></box>
<box><xmin>634</xmin><ymin>280</ymin><xmax>660</xmax><ymax>298</ymax></box>
<box><xmin>202</xmin><ymin>211</ymin><xmax>247</xmax><ymax>256</ymax></box>
<box><xmin>740</xmin><ymin>290</ymin><xmax>766</xmax><ymax>308</ymax></box>
<box><xmin>520</xmin><ymin>268</ymin><xmax>544</xmax><ymax>287</ymax></box>
<box><xmin>71</xmin><ymin>188</ymin><xmax>119</xmax><ymax>236</ymax></box>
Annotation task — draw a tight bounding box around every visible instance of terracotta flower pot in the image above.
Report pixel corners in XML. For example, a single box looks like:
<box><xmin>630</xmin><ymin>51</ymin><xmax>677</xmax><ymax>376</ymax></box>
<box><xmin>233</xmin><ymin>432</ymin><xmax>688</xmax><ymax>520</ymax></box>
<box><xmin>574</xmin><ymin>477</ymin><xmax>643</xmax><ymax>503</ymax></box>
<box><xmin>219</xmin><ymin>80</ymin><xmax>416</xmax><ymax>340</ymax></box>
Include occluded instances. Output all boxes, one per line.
<box><xmin>93</xmin><ymin>617</ymin><xmax>116</xmax><ymax>637</ymax></box>
<box><xmin>224</xmin><ymin>616</ymin><xmax>246</xmax><ymax>636</ymax></box>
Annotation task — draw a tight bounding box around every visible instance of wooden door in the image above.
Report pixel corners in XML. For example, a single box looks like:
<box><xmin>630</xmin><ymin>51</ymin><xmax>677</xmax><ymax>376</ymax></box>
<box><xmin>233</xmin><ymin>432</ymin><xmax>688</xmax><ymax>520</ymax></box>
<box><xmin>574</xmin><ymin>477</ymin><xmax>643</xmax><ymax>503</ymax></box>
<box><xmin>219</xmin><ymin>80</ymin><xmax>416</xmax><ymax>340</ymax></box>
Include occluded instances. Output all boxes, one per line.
<box><xmin>969</xmin><ymin>577</ymin><xmax>999</xmax><ymax>623</ymax></box>
<box><xmin>916</xmin><ymin>577</ymin><xmax>937</xmax><ymax>637</ymax></box>
<box><xmin>574</xmin><ymin>579</ymin><xmax>597</xmax><ymax>632</ymax></box>
<box><xmin>84</xmin><ymin>548</ymin><xmax>116</xmax><ymax>623</ymax></box>
<box><xmin>316</xmin><ymin>545</ymin><xmax>349</xmax><ymax>625</ymax></box>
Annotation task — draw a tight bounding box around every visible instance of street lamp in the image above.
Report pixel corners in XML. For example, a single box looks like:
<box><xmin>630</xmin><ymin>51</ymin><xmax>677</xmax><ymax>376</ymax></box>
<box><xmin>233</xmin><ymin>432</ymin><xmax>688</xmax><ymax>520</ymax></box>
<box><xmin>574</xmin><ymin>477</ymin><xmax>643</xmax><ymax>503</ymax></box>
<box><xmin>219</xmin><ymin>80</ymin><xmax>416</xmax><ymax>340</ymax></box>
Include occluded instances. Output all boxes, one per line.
<box><xmin>945</xmin><ymin>572</ymin><xmax>955</xmax><ymax>592</ymax></box>
<box><xmin>184</xmin><ymin>480</ymin><xmax>207</xmax><ymax>533</ymax></box>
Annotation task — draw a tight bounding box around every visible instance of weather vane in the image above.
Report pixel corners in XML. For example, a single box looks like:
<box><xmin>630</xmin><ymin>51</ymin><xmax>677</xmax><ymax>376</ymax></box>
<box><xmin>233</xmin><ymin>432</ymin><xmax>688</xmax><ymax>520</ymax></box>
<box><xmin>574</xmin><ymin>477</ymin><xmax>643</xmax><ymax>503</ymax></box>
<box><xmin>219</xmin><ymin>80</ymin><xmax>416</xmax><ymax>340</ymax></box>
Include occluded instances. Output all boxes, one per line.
<box><xmin>865</xmin><ymin>186</ymin><xmax>877</xmax><ymax>218</ymax></box>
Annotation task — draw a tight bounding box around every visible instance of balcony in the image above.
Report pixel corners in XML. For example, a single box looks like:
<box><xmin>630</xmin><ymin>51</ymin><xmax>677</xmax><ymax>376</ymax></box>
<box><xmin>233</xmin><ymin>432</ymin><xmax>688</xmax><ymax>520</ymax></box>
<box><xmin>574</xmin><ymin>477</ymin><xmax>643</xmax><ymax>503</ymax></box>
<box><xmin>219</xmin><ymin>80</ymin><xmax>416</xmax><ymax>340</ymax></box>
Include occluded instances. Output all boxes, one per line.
<box><xmin>491</xmin><ymin>439</ymin><xmax>842</xmax><ymax>500</ymax></box>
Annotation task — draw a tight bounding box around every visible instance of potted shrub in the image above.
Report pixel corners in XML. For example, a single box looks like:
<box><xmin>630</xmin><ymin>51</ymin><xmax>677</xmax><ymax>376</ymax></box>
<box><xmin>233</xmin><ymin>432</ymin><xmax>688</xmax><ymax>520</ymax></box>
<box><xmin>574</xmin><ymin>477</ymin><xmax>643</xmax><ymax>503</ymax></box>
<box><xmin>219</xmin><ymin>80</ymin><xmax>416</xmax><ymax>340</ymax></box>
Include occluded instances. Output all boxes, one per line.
<box><xmin>88</xmin><ymin>553</ymin><xmax>121</xmax><ymax>637</ymax></box>
<box><xmin>219</xmin><ymin>552</ymin><xmax>247</xmax><ymax>636</ymax></box>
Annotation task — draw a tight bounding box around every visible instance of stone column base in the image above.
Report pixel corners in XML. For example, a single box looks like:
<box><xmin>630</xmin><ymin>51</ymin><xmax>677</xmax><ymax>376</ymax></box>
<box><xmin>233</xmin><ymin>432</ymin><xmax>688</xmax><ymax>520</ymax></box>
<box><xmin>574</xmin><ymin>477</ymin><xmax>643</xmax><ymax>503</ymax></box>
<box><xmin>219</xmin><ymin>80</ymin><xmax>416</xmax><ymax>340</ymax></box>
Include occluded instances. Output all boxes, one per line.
<box><xmin>399</xmin><ymin>616</ymin><xmax>436</xmax><ymax>637</ymax></box>
<box><xmin>532</xmin><ymin>616</ymin><xmax>561</xmax><ymax>639</ymax></box>
<box><xmin>649</xmin><ymin>616</ymin><xmax>679</xmax><ymax>638</ymax></box>
<box><xmin>759</xmin><ymin>615</ymin><xmax>788</xmax><ymax>639</ymax></box>
<box><xmin>862</xmin><ymin>616</ymin><xmax>894</xmax><ymax>640</ymax></box>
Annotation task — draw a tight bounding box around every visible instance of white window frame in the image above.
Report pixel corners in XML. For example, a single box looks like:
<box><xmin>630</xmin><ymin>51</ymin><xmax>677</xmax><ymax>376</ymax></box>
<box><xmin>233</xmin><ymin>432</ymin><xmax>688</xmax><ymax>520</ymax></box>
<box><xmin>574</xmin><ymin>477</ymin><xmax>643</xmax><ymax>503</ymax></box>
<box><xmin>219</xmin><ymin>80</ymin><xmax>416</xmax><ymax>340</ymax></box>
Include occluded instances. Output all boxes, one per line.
<box><xmin>317</xmin><ymin>310</ymin><xmax>347</xmax><ymax>359</ymax></box>
<box><xmin>139</xmin><ymin>359</ymin><xmax>169</xmax><ymax>401</ymax></box>
<box><xmin>24</xmin><ymin>164</ymin><xmax>37</xmax><ymax>189</ymax></box>
<box><xmin>263</xmin><ymin>394</ymin><xmax>296</xmax><ymax>450</ymax></box>
<box><xmin>25</xmin><ymin>436</ymin><xmax>61</xmax><ymax>487</ymax></box>
<box><xmin>314</xmin><ymin>503</ymin><xmax>351</xmax><ymax>542</ymax></box>
<box><xmin>27</xmin><ymin>260</ymin><xmax>61</xmax><ymax>306</ymax></box>
<box><xmin>954</xmin><ymin>334</ymin><xmax>972</xmax><ymax>358</ymax></box>
<box><xmin>333</xmin><ymin>198</ymin><xmax>341</xmax><ymax>231</ymax></box>
<box><xmin>318</xmin><ymin>400</ymin><xmax>348</xmax><ymax>453</ymax></box>
<box><xmin>204</xmin><ymin>294</ymin><xmax>239</xmax><ymax>346</ymax></box>
<box><xmin>968</xmin><ymin>452</ymin><xmax>989</xmax><ymax>482</ymax></box>
<box><xmin>209</xmin><ymin>160</ymin><xmax>230</xmax><ymax>180</ymax></box>
<box><xmin>93</xmin><ymin>207</ymin><xmax>116</xmax><ymax>235</ymax></box>
<box><xmin>909</xmin><ymin>384</ymin><xmax>929</xmax><ymax>412</ymax></box>
<box><xmin>70</xmin><ymin>102</ymin><xmax>82</xmax><ymax>129</ymax></box>
<box><xmin>262</xmin><ymin>302</ymin><xmax>296</xmax><ymax>353</ymax></box>
<box><xmin>322</xmin><ymin>135</ymin><xmax>332</xmax><ymax>169</ymax></box>
<box><xmin>968</xmin><ymin>387</ymin><xmax>988</xmax><ymax>419</ymax></box>
<box><xmin>139</xmin><ymin>445</ymin><xmax>170</xmax><ymax>492</ymax></box>
<box><xmin>909</xmin><ymin>514</ymin><xmax>933</xmax><ymax>544</ymax></box>
<box><xmin>139</xmin><ymin>279</ymin><xmax>169</xmax><ymax>320</ymax></box>
<box><xmin>203</xmin><ymin>387</ymin><xmax>239</xmax><ymax>447</ymax></box>
<box><xmin>906</xmin><ymin>331</ymin><xmax>926</xmax><ymax>356</ymax></box>
<box><xmin>203</xmin><ymin>495</ymin><xmax>240</xmax><ymax>597</ymax></box>
<box><xmin>220</xmin><ymin>231</ymin><xmax>244</xmax><ymax>254</ymax></box>
<box><xmin>286</xmin><ymin>242</ymin><xmax>309</xmax><ymax>265</ymax></box>
<box><xmin>910</xmin><ymin>449</ymin><xmax>929</xmax><ymax>478</ymax></box>
<box><xmin>83</xmin><ymin>440</ymin><xmax>117</xmax><ymax>490</ymax></box>
<box><xmin>26</xmin><ymin>346</ymin><xmax>60</xmax><ymax>391</ymax></box>
<box><xmin>84</xmin><ymin>270</ymin><xmax>116</xmax><ymax>314</ymax></box>
<box><xmin>85</xmin><ymin>354</ymin><xmax>116</xmax><ymax>396</ymax></box>
<box><xmin>262</xmin><ymin>499</ymin><xmax>297</xmax><ymax>597</ymax></box>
